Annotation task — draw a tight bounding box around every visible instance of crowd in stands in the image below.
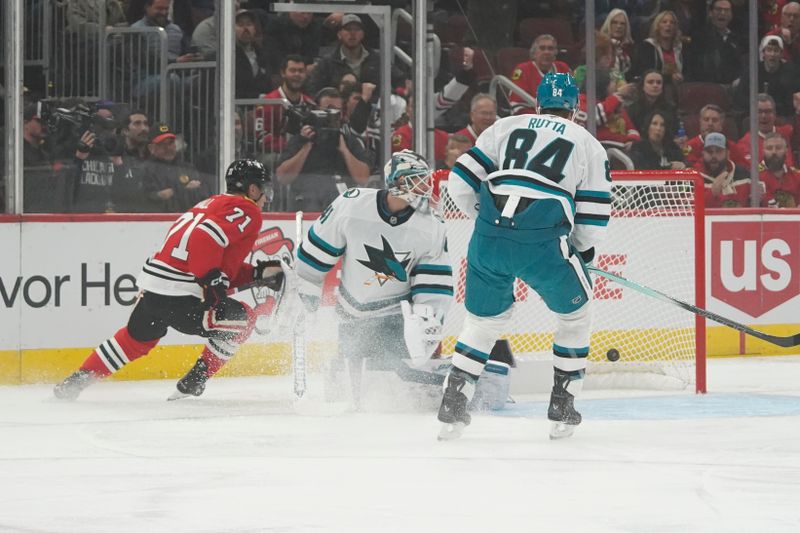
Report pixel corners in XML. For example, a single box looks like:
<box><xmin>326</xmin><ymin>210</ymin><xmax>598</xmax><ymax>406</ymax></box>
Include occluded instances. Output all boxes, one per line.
<box><xmin>5</xmin><ymin>0</ymin><xmax>800</xmax><ymax>213</ymax></box>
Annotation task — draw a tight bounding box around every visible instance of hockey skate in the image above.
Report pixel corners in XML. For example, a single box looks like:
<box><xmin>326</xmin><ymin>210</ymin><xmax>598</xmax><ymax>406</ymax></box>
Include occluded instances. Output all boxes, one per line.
<box><xmin>437</xmin><ymin>370</ymin><xmax>474</xmax><ymax>441</ymax></box>
<box><xmin>547</xmin><ymin>370</ymin><xmax>582</xmax><ymax>440</ymax></box>
<box><xmin>168</xmin><ymin>359</ymin><xmax>209</xmax><ymax>401</ymax></box>
<box><xmin>53</xmin><ymin>369</ymin><xmax>97</xmax><ymax>401</ymax></box>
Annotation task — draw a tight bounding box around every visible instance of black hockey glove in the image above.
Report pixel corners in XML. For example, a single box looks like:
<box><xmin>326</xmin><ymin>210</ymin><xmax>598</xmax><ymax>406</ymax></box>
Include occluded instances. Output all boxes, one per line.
<box><xmin>197</xmin><ymin>268</ymin><xmax>229</xmax><ymax>309</ymax></box>
<box><xmin>253</xmin><ymin>260</ymin><xmax>285</xmax><ymax>291</ymax></box>
<box><xmin>578</xmin><ymin>247</ymin><xmax>595</xmax><ymax>265</ymax></box>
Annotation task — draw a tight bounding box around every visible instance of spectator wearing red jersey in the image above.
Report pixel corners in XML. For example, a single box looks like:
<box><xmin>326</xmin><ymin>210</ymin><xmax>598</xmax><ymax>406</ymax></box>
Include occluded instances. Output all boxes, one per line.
<box><xmin>576</xmin><ymin>68</ymin><xmax>639</xmax><ymax>151</ymax></box>
<box><xmin>694</xmin><ymin>133</ymin><xmax>752</xmax><ymax>207</ymax></box>
<box><xmin>738</xmin><ymin>93</ymin><xmax>796</xmax><ymax>167</ymax></box>
<box><xmin>760</xmin><ymin>132</ymin><xmax>800</xmax><ymax>207</ymax></box>
<box><xmin>391</xmin><ymin>94</ymin><xmax>450</xmax><ymax>163</ymax></box>
<box><xmin>765</xmin><ymin>1</ymin><xmax>800</xmax><ymax>63</ymax></box>
<box><xmin>509</xmin><ymin>34</ymin><xmax>571</xmax><ymax>115</ymax></box>
<box><xmin>685</xmin><ymin>105</ymin><xmax>746</xmax><ymax>167</ymax></box>
<box><xmin>763</xmin><ymin>0</ymin><xmax>789</xmax><ymax>32</ymax></box>
<box><xmin>257</xmin><ymin>54</ymin><xmax>315</xmax><ymax>153</ymax></box>
<box><xmin>454</xmin><ymin>94</ymin><xmax>497</xmax><ymax>146</ymax></box>
<box><xmin>436</xmin><ymin>133</ymin><xmax>472</xmax><ymax>171</ymax></box>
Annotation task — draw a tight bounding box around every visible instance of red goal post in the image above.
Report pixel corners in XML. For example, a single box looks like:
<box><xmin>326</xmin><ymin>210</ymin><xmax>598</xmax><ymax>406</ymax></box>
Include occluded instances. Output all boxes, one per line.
<box><xmin>437</xmin><ymin>170</ymin><xmax>707</xmax><ymax>393</ymax></box>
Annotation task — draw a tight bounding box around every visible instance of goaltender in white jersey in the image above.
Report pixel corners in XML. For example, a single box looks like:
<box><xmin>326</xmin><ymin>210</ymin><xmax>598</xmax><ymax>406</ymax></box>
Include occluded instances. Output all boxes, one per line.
<box><xmin>295</xmin><ymin>150</ymin><xmax>511</xmax><ymax>408</ymax></box>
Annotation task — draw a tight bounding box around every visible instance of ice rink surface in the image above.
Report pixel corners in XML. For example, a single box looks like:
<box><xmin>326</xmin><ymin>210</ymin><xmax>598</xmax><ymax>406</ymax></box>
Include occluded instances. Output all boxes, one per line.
<box><xmin>1</xmin><ymin>356</ymin><xmax>799</xmax><ymax>533</ymax></box>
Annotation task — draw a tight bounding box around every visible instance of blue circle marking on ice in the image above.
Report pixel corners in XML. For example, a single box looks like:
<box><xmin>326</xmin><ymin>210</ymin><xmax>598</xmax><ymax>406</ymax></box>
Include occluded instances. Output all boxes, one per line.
<box><xmin>492</xmin><ymin>394</ymin><xmax>800</xmax><ymax>420</ymax></box>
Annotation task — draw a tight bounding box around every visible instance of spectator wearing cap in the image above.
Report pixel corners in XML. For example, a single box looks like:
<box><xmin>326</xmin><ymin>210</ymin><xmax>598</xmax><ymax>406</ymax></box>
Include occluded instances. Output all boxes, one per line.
<box><xmin>685</xmin><ymin>104</ymin><xmax>746</xmax><ymax>167</ymax></box>
<box><xmin>509</xmin><ymin>34</ymin><xmax>572</xmax><ymax>115</ymax></box>
<box><xmin>140</xmin><ymin>124</ymin><xmax>212</xmax><ymax>212</ymax></box>
<box><xmin>766</xmin><ymin>1</ymin><xmax>800</xmax><ymax>63</ymax></box>
<box><xmin>264</xmin><ymin>9</ymin><xmax>323</xmax><ymax>64</ymax></box>
<box><xmin>307</xmin><ymin>14</ymin><xmax>383</xmax><ymax>96</ymax></box>
<box><xmin>234</xmin><ymin>9</ymin><xmax>275</xmax><ymax>98</ymax></box>
<box><xmin>275</xmin><ymin>87</ymin><xmax>374</xmax><ymax>212</ymax></box>
<box><xmin>684</xmin><ymin>0</ymin><xmax>742</xmax><ymax>84</ymax></box>
<box><xmin>737</xmin><ymin>93</ymin><xmax>796</xmax><ymax>167</ymax></box>
<box><xmin>113</xmin><ymin>111</ymin><xmax>152</xmax><ymax>212</ymax></box>
<box><xmin>733</xmin><ymin>35</ymin><xmax>800</xmax><ymax>118</ymax></box>
<box><xmin>760</xmin><ymin>132</ymin><xmax>800</xmax><ymax>207</ymax></box>
<box><xmin>693</xmin><ymin>132</ymin><xmax>751</xmax><ymax>207</ymax></box>
<box><xmin>454</xmin><ymin>94</ymin><xmax>497</xmax><ymax>146</ymax></box>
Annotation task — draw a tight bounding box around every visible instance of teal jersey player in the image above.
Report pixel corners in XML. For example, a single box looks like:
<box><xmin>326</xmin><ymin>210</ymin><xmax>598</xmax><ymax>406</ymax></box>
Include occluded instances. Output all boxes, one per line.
<box><xmin>438</xmin><ymin>72</ymin><xmax>612</xmax><ymax>440</ymax></box>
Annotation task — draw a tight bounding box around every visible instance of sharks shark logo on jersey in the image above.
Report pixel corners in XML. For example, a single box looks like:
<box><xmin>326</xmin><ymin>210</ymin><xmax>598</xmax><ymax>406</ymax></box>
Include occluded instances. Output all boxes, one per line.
<box><xmin>357</xmin><ymin>236</ymin><xmax>412</xmax><ymax>286</ymax></box>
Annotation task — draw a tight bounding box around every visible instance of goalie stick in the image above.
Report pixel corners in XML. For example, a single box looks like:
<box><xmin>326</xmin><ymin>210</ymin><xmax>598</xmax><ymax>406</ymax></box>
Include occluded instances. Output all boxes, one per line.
<box><xmin>293</xmin><ymin>211</ymin><xmax>307</xmax><ymax>399</ymax></box>
<box><xmin>589</xmin><ymin>266</ymin><xmax>800</xmax><ymax>348</ymax></box>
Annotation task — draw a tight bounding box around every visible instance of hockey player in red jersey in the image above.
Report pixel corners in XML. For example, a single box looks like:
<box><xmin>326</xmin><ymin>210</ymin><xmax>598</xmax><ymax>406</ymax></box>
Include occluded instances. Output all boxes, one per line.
<box><xmin>54</xmin><ymin>160</ymin><xmax>287</xmax><ymax>401</ymax></box>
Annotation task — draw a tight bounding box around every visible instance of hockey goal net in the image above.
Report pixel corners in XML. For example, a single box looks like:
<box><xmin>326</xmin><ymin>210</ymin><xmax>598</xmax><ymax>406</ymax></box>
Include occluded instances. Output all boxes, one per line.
<box><xmin>438</xmin><ymin>170</ymin><xmax>706</xmax><ymax>393</ymax></box>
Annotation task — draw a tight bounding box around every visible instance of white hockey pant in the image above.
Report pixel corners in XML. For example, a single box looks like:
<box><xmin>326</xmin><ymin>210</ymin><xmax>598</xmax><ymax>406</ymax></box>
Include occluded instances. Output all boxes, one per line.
<box><xmin>449</xmin><ymin>308</ymin><xmax>513</xmax><ymax>401</ymax></box>
<box><xmin>552</xmin><ymin>302</ymin><xmax>592</xmax><ymax>397</ymax></box>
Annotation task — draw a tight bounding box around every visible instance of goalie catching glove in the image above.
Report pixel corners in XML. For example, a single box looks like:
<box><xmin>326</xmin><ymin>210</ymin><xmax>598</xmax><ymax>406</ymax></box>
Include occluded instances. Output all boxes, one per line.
<box><xmin>254</xmin><ymin>259</ymin><xmax>287</xmax><ymax>291</ymax></box>
<box><xmin>401</xmin><ymin>301</ymin><xmax>444</xmax><ymax>367</ymax></box>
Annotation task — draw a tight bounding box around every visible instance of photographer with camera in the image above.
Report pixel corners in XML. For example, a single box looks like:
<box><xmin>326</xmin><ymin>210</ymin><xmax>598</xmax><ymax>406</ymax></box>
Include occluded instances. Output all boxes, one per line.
<box><xmin>257</xmin><ymin>54</ymin><xmax>315</xmax><ymax>154</ymax></box>
<box><xmin>275</xmin><ymin>87</ymin><xmax>374</xmax><ymax>211</ymax></box>
<box><xmin>62</xmin><ymin>103</ymin><xmax>124</xmax><ymax>213</ymax></box>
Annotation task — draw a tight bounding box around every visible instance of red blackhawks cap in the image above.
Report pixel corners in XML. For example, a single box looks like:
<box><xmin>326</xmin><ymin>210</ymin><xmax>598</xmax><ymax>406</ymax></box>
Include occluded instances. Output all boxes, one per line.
<box><xmin>150</xmin><ymin>123</ymin><xmax>177</xmax><ymax>144</ymax></box>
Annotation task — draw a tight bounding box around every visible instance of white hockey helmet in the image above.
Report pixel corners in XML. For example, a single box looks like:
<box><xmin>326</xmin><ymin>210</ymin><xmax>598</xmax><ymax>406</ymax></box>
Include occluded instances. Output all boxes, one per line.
<box><xmin>383</xmin><ymin>149</ymin><xmax>436</xmax><ymax>211</ymax></box>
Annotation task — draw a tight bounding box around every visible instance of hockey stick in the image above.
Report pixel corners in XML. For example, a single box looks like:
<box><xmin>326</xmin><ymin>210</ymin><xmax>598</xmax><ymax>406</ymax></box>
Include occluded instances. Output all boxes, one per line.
<box><xmin>588</xmin><ymin>266</ymin><xmax>800</xmax><ymax>348</ymax></box>
<box><xmin>293</xmin><ymin>211</ymin><xmax>307</xmax><ymax>399</ymax></box>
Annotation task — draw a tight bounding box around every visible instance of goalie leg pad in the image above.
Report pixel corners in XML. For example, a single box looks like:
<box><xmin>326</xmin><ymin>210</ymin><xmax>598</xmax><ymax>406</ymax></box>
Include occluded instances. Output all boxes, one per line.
<box><xmin>472</xmin><ymin>361</ymin><xmax>511</xmax><ymax>411</ymax></box>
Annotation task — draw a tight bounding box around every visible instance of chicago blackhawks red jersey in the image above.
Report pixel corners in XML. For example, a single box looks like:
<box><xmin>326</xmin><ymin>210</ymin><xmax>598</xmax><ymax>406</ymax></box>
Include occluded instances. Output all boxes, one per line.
<box><xmin>137</xmin><ymin>194</ymin><xmax>261</xmax><ymax>298</ymax></box>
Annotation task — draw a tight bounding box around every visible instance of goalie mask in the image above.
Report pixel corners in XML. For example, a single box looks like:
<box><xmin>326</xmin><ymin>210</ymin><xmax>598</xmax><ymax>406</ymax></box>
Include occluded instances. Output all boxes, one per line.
<box><xmin>384</xmin><ymin>149</ymin><xmax>436</xmax><ymax>212</ymax></box>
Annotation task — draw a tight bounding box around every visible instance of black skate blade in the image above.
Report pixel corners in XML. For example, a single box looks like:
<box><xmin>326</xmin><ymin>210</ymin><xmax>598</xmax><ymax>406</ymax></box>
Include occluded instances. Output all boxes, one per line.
<box><xmin>437</xmin><ymin>422</ymin><xmax>466</xmax><ymax>441</ymax></box>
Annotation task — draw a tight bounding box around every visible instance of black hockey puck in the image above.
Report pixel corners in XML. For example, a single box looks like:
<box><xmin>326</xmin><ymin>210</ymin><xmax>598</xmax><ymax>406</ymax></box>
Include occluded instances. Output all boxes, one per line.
<box><xmin>606</xmin><ymin>348</ymin><xmax>620</xmax><ymax>362</ymax></box>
